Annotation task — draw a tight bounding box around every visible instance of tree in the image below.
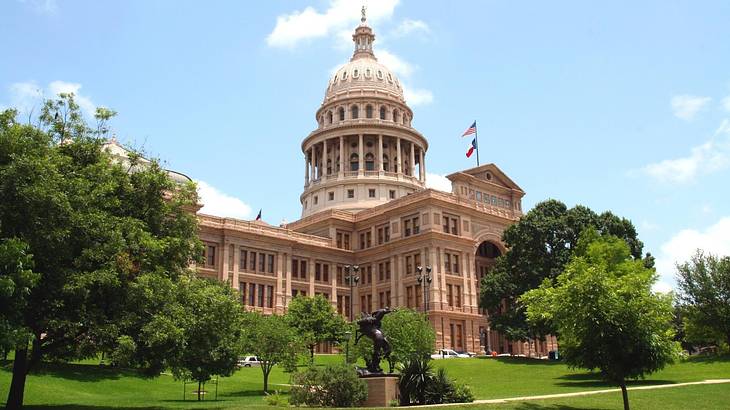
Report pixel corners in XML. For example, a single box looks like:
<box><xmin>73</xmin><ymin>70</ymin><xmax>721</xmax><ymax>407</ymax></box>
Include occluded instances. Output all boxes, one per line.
<box><xmin>479</xmin><ymin>199</ymin><xmax>645</xmax><ymax>342</ymax></box>
<box><xmin>240</xmin><ymin>312</ymin><xmax>303</xmax><ymax>393</ymax></box>
<box><xmin>0</xmin><ymin>96</ymin><xmax>202</xmax><ymax>409</ymax></box>
<box><xmin>521</xmin><ymin>230</ymin><xmax>678</xmax><ymax>410</ymax></box>
<box><xmin>285</xmin><ymin>295</ymin><xmax>346</xmax><ymax>361</ymax></box>
<box><xmin>676</xmin><ymin>250</ymin><xmax>730</xmax><ymax>348</ymax></box>
<box><xmin>0</xmin><ymin>239</ymin><xmax>39</xmax><ymax>360</ymax></box>
<box><xmin>146</xmin><ymin>278</ymin><xmax>243</xmax><ymax>401</ymax></box>
<box><xmin>350</xmin><ymin>308</ymin><xmax>434</xmax><ymax>372</ymax></box>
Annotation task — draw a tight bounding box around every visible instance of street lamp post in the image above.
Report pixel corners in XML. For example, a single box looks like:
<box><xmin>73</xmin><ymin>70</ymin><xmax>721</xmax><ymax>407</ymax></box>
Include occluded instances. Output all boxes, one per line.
<box><xmin>416</xmin><ymin>265</ymin><xmax>432</xmax><ymax>315</ymax></box>
<box><xmin>345</xmin><ymin>265</ymin><xmax>360</xmax><ymax>322</ymax></box>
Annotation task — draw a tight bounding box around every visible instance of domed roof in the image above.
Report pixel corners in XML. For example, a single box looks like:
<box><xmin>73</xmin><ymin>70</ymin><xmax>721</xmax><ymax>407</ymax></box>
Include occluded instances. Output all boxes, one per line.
<box><xmin>324</xmin><ymin>9</ymin><xmax>404</xmax><ymax>101</ymax></box>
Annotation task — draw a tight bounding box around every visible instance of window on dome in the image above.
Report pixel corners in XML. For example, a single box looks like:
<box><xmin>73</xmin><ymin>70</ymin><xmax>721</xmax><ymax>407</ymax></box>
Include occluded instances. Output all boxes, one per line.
<box><xmin>387</xmin><ymin>73</ymin><xmax>393</xmax><ymax>83</ymax></box>
<box><xmin>366</xmin><ymin>105</ymin><xmax>373</xmax><ymax>118</ymax></box>
<box><xmin>339</xmin><ymin>108</ymin><xmax>345</xmax><ymax>121</ymax></box>
<box><xmin>365</xmin><ymin>153</ymin><xmax>375</xmax><ymax>171</ymax></box>
<box><xmin>327</xmin><ymin>111</ymin><xmax>333</xmax><ymax>124</ymax></box>
<box><xmin>351</xmin><ymin>105</ymin><xmax>359</xmax><ymax>119</ymax></box>
<box><xmin>377</xmin><ymin>70</ymin><xmax>383</xmax><ymax>79</ymax></box>
<box><xmin>393</xmin><ymin>109</ymin><xmax>400</xmax><ymax>123</ymax></box>
<box><xmin>350</xmin><ymin>153</ymin><xmax>359</xmax><ymax>171</ymax></box>
<box><xmin>380</xmin><ymin>106</ymin><xmax>386</xmax><ymax>120</ymax></box>
<box><xmin>383</xmin><ymin>154</ymin><xmax>389</xmax><ymax>172</ymax></box>
<box><xmin>353</xmin><ymin>69</ymin><xmax>359</xmax><ymax>78</ymax></box>
<box><xmin>342</xmin><ymin>70</ymin><xmax>348</xmax><ymax>80</ymax></box>
<box><xmin>366</xmin><ymin>69</ymin><xmax>371</xmax><ymax>77</ymax></box>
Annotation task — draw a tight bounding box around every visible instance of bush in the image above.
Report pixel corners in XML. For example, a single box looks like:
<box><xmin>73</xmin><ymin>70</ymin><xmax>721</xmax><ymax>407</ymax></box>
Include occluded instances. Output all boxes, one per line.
<box><xmin>264</xmin><ymin>390</ymin><xmax>288</xmax><ymax>407</ymax></box>
<box><xmin>289</xmin><ymin>364</ymin><xmax>367</xmax><ymax>407</ymax></box>
<box><xmin>399</xmin><ymin>358</ymin><xmax>474</xmax><ymax>405</ymax></box>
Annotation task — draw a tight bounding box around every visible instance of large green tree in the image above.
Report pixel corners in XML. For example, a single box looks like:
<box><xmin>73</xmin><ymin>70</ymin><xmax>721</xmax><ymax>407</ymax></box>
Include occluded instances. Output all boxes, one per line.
<box><xmin>285</xmin><ymin>295</ymin><xmax>346</xmax><ymax>361</ymax></box>
<box><xmin>479</xmin><ymin>199</ymin><xmax>646</xmax><ymax>342</ymax></box>
<box><xmin>676</xmin><ymin>250</ymin><xmax>730</xmax><ymax>348</ymax></box>
<box><xmin>522</xmin><ymin>231</ymin><xmax>678</xmax><ymax>410</ymax></box>
<box><xmin>0</xmin><ymin>96</ymin><xmax>201</xmax><ymax>409</ymax></box>
<box><xmin>240</xmin><ymin>312</ymin><xmax>303</xmax><ymax>393</ymax></box>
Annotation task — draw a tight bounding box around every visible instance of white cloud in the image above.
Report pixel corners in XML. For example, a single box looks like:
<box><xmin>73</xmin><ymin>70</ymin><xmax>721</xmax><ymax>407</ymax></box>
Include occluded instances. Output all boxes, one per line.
<box><xmin>196</xmin><ymin>180</ymin><xmax>252</xmax><ymax>220</ymax></box>
<box><xmin>404</xmin><ymin>86</ymin><xmax>434</xmax><ymax>106</ymax></box>
<box><xmin>19</xmin><ymin>0</ymin><xmax>57</xmax><ymax>14</ymax></box>
<box><xmin>721</xmin><ymin>96</ymin><xmax>730</xmax><ymax>113</ymax></box>
<box><xmin>266</xmin><ymin>0</ymin><xmax>399</xmax><ymax>48</ymax></box>
<box><xmin>653</xmin><ymin>217</ymin><xmax>730</xmax><ymax>293</ymax></box>
<box><xmin>392</xmin><ymin>19</ymin><xmax>429</xmax><ymax>37</ymax></box>
<box><xmin>425</xmin><ymin>173</ymin><xmax>452</xmax><ymax>192</ymax></box>
<box><xmin>639</xmin><ymin>121</ymin><xmax>730</xmax><ymax>184</ymax></box>
<box><xmin>6</xmin><ymin>80</ymin><xmax>98</xmax><ymax>119</ymax></box>
<box><xmin>671</xmin><ymin>95</ymin><xmax>711</xmax><ymax>121</ymax></box>
<box><xmin>377</xmin><ymin>49</ymin><xmax>415</xmax><ymax>77</ymax></box>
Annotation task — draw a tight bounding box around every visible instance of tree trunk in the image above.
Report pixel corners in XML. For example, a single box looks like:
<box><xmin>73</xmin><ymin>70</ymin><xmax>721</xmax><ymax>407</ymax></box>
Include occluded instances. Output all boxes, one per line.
<box><xmin>263</xmin><ymin>367</ymin><xmax>269</xmax><ymax>393</ymax></box>
<box><xmin>197</xmin><ymin>380</ymin><xmax>201</xmax><ymax>401</ymax></box>
<box><xmin>6</xmin><ymin>346</ymin><xmax>29</xmax><ymax>410</ymax></box>
<box><xmin>310</xmin><ymin>345</ymin><xmax>315</xmax><ymax>363</ymax></box>
<box><xmin>620</xmin><ymin>380</ymin><xmax>630</xmax><ymax>410</ymax></box>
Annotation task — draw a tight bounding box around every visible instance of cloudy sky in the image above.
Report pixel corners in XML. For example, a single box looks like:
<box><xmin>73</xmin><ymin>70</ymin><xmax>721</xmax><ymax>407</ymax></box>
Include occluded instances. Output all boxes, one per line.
<box><xmin>2</xmin><ymin>0</ymin><xmax>730</xmax><ymax>292</ymax></box>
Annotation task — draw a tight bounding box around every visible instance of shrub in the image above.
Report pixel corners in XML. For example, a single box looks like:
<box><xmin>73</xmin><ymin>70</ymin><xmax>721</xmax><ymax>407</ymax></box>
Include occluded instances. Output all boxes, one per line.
<box><xmin>289</xmin><ymin>364</ymin><xmax>367</xmax><ymax>407</ymax></box>
<box><xmin>264</xmin><ymin>390</ymin><xmax>288</xmax><ymax>407</ymax></box>
<box><xmin>399</xmin><ymin>358</ymin><xmax>474</xmax><ymax>405</ymax></box>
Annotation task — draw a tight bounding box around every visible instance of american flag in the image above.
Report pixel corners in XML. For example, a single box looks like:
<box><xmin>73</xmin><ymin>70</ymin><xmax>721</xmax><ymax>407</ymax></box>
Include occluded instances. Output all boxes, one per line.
<box><xmin>462</xmin><ymin>121</ymin><xmax>476</xmax><ymax>137</ymax></box>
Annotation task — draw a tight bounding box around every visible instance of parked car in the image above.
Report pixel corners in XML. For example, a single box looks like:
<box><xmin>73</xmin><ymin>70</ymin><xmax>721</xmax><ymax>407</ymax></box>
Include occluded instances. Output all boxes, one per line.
<box><xmin>238</xmin><ymin>356</ymin><xmax>262</xmax><ymax>367</ymax></box>
<box><xmin>430</xmin><ymin>349</ymin><xmax>471</xmax><ymax>359</ymax></box>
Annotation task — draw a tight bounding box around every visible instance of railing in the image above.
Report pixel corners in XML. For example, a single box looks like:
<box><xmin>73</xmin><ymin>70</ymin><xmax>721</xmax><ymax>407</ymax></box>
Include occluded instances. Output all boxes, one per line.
<box><xmin>198</xmin><ymin>214</ymin><xmax>333</xmax><ymax>247</ymax></box>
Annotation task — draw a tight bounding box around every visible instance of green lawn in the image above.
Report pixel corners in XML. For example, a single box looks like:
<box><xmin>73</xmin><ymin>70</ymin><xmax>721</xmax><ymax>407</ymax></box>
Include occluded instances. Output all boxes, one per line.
<box><xmin>1</xmin><ymin>354</ymin><xmax>728</xmax><ymax>409</ymax></box>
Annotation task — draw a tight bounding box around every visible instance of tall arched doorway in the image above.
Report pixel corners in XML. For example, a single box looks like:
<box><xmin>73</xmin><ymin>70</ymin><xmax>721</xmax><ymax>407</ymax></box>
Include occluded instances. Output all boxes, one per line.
<box><xmin>474</xmin><ymin>239</ymin><xmax>504</xmax><ymax>354</ymax></box>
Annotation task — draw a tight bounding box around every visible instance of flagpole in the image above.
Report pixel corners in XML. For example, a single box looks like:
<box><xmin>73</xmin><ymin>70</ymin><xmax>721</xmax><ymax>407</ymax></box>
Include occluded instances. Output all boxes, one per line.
<box><xmin>474</xmin><ymin>120</ymin><xmax>480</xmax><ymax>166</ymax></box>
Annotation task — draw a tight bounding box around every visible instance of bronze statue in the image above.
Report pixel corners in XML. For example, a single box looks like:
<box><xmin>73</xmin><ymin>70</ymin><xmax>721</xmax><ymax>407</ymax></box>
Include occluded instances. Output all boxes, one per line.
<box><xmin>355</xmin><ymin>307</ymin><xmax>392</xmax><ymax>374</ymax></box>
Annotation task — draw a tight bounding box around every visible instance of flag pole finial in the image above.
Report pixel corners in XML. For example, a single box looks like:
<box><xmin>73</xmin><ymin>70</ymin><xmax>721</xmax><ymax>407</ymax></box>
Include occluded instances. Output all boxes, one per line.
<box><xmin>361</xmin><ymin>5</ymin><xmax>367</xmax><ymax>24</ymax></box>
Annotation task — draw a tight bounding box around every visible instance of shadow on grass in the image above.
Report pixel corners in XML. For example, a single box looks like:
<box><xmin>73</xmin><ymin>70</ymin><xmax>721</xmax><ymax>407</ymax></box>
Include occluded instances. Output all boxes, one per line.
<box><xmin>554</xmin><ymin>373</ymin><xmax>676</xmax><ymax>389</ymax></box>
<box><xmin>511</xmin><ymin>404</ymin><xmax>597</xmax><ymax>410</ymax></box>
<box><xmin>22</xmin><ymin>406</ymin><xmax>179</xmax><ymax>410</ymax></box>
<box><xmin>475</xmin><ymin>357</ymin><xmax>565</xmax><ymax>366</ymax></box>
<box><xmin>685</xmin><ymin>354</ymin><xmax>730</xmax><ymax>364</ymax></box>
<box><xmin>28</xmin><ymin>362</ymin><xmax>145</xmax><ymax>382</ymax></box>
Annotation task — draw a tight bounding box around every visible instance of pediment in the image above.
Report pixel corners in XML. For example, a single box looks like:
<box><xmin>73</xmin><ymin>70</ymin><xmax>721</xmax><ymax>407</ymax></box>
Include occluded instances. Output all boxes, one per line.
<box><xmin>447</xmin><ymin>163</ymin><xmax>524</xmax><ymax>193</ymax></box>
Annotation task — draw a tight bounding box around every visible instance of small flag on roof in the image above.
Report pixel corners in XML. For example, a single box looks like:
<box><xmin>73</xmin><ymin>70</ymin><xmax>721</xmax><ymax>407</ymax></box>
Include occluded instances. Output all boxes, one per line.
<box><xmin>462</xmin><ymin>121</ymin><xmax>477</xmax><ymax>137</ymax></box>
<box><xmin>466</xmin><ymin>138</ymin><xmax>477</xmax><ymax>158</ymax></box>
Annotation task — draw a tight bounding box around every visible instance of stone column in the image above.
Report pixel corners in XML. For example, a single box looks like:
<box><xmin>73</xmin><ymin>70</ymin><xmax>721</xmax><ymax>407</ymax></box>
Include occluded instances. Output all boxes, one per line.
<box><xmin>462</xmin><ymin>251</ymin><xmax>470</xmax><ymax>312</ymax></box>
<box><xmin>397</xmin><ymin>255</ymin><xmax>406</xmax><ymax>307</ymax></box>
<box><xmin>358</xmin><ymin>134</ymin><xmax>364</xmax><ymax>174</ymax></box>
<box><xmin>419</xmin><ymin>148</ymin><xmax>425</xmax><ymax>181</ymax></box>
<box><xmin>304</xmin><ymin>152</ymin><xmax>309</xmax><ymax>185</ymax></box>
<box><xmin>339</xmin><ymin>136</ymin><xmax>345</xmax><ymax>177</ymax></box>
<box><xmin>232</xmin><ymin>245</ymin><xmax>239</xmax><ymax>291</ymax></box>
<box><xmin>429</xmin><ymin>247</ymin><xmax>441</xmax><ymax>308</ymax></box>
<box><xmin>221</xmin><ymin>240</ymin><xmax>229</xmax><ymax>282</ymax></box>
<box><xmin>409</xmin><ymin>142</ymin><xmax>415</xmax><ymax>177</ymax></box>
<box><xmin>439</xmin><ymin>247</ymin><xmax>447</xmax><ymax>309</ymax></box>
<box><xmin>395</xmin><ymin>138</ymin><xmax>401</xmax><ymax>174</ymax></box>
<box><xmin>390</xmin><ymin>255</ymin><xmax>397</xmax><ymax>306</ymax></box>
<box><xmin>330</xmin><ymin>263</ymin><xmax>337</xmax><ymax>307</ymax></box>
<box><xmin>284</xmin><ymin>253</ymin><xmax>292</xmax><ymax>308</ymax></box>
<box><xmin>309</xmin><ymin>148</ymin><xmax>315</xmax><ymax>182</ymax></box>
<box><xmin>308</xmin><ymin>257</ymin><xmax>315</xmax><ymax>296</ymax></box>
<box><xmin>378</xmin><ymin>134</ymin><xmax>384</xmax><ymax>173</ymax></box>
<box><xmin>276</xmin><ymin>252</ymin><xmax>285</xmax><ymax>313</ymax></box>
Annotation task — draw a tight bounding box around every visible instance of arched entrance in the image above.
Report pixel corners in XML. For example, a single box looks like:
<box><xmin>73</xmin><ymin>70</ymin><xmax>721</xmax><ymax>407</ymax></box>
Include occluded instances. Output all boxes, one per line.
<box><xmin>474</xmin><ymin>238</ymin><xmax>505</xmax><ymax>355</ymax></box>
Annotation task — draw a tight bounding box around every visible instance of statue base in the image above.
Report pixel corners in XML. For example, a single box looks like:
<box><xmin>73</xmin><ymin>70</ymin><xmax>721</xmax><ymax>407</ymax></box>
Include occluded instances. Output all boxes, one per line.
<box><xmin>360</xmin><ymin>374</ymin><xmax>399</xmax><ymax>407</ymax></box>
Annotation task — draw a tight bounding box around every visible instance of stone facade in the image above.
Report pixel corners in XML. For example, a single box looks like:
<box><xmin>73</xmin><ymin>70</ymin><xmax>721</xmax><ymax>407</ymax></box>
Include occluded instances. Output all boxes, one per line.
<box><xmin>194</xmin><ymin>16</ymin><xmax>557</xmax><ymax>356</ymax></box>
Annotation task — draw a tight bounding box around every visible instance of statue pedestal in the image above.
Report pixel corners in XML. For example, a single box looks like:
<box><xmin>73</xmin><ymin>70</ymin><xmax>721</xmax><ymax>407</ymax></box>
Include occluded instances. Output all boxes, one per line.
<box><xmin>361</xmin><ymin>374</ymin><xmax>399</xmax><ymax>407</ymax></box>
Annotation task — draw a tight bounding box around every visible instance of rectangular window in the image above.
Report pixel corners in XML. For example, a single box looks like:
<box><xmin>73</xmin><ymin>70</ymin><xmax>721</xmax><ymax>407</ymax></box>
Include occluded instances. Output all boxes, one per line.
<box><xmin>367</xmin><ymin>294</ymin><xmax>372</xmax><ymax>312</ymax></box>
<box><xmin>268</xmin><ymin>254</ymin><xmax>275</xmax><ymax>273</ymax></box>
<box><xmin>444</xmin><ymin>253</ymin><xmax>451</xmax><ymax>273</ymax></box>
<box><xmin>337</xmin><ymin>265</ymin><xmax>343</xmax><ymax>285</ymax></box>
<box><xmin>315</xmin><ymin>263</ymin><xmax>321</xmax><ymax>281</ymax></box>
<box><xmin>250</xmin><ymin>252</ymin><xmax>256</xmax><ymax>271</ymax></box>
<box><xmin>300</xmin><ymin>260</ymin><xmax>307</xmax><ymax>280</ymax></box>
<box><xmin>258</xmin><ymin>252</ymin><xmax>266</xmax><ymax>272</ymax></box>
<box><xmin>323</xmin><ymin>264</ymin><xmax>329</xmax><ymax>283</ymax></box>
<box><xmin>413</xmin><ymin>216</ymin><xmax>420</xmax><ymax>234</ymax></box>
<box><xmin>414</xmin><ymin>253</ymin><xmax>421</xmax><ymax>271</ymax></box>
<box><xmin>405</xmin><ymin>256</ymin><xmax>412</xmax><ymax>275</ymax></box>
<box><xmin>386</xmin><ymin>291</ymin><xmax>391</xmax><ymax>306</ymax></box>
<box><xmin>443</xmin><ymin>216</ymin><xmax>450</xmax><ymax>233</ymax></box>
<box><xmin>379</xmin><ymin>292</ymin><xmax>385</xmax><ymax>309</ymax></box>
<box><xmin>337</xmin><ymin>295</ymin><xmax>343</xmax><ymax>315</ymax></box>
<box><xmin>239</xmin><ymin>250</ymin><xmax>247</xmax><ymax>271</ymax></box>
<box><xmin>336</xmin><ymin>232</ymin><xmax>343</xmax><ymax>249</ymax></box>
<box><xmin>385</xmin><ymin>261</ymin><xmax>391</xmax><ymax>280</ymax></box>
<box><xmin>455</xmin><ymin>285</ymin><xmax>461</xmax><ymax>308</ymax></box>
<box><xmin>404</xmin><ymin>219</ymin><xmax>411</xmax><ymax>237</ymax></box>
<box><xmin>328</xmin><ymin>191</ymin><xmax>335</xmax><ymax>201</ymax></box>
<box><xmin>344</xmin><ymin>233</ymin><xmax>351</xmax><ymax>250</ymax></box>
<box><xmin>416</xmin><ymin>284</ymin><xmax>422</xmax><ymax>308</ymax></box>
<box><xmin>367</xmin><ymin>265</ymin><xmax>372</xmax><ymax>284</ymax></box>
<box><xmin>378</xmin><ymin>263</ymin><xmax>384</xmax><ymax>282</ymax></box>
<box><xmin>240</xmin><ymin>281</ymin><xmax>247</xmax><ymax>305</ymax></box>
<box><xmin>361</xmin><ymin>295</ymin><xmax>367</xmax><ymax>313</ymax></box>
<box><xmin>345</xmin><ymin>295</ymin><xmax>350</xmax><ymax>318</ymax></box>
<box><xmin>258</xmin><ymin>284</ymin><xmax>265</xmax><ymax>307</ymax></box>
<box><xmin>292</xmin><ymin>258</ymin><xmax>299</xmax><ymax>278</ymax></box>
<box><xmin>447</xmin><ymin>284</ymin><xmax>453</xmax><ymax>307</ymax></box>
<box><xmin>249</xmin><ymin>283</ymin><xmax>256</xmax><ymax>306</ymax></box>
<box><xmin>267</xmin><ymin>285</ymin><xmax>274</xmax><ymax>308</ymax></box>
<box><xmin>347</xmin><ymin>189</ymin><xmax>355</xmax><ymax>198</ymax></box>
<box><xmin>406</xmin><ymin>286</ymin><xmax>413</xmax><ymax>308</ymax></box>
<box><xmin>206</xmin><ymin>245</ymin><xmax>216</xmax><ymax>267</ymax></box>
<box><xmin>389</xmin><ymin>190</ymin><xmax>396</xmax><ymax>199</ymax></box>
<box><xmin>453</xmin><ymin>254</ymin><xmax>460</xmax><ymax>274</ymax></box>
<box><xmin>368</xmin><ymin>188</ymin><xmax>376</xmax><ymax>198</ymax></box>
<box><xmin>313</xmin><ymin>195</ymin><xmax>318</xmax><ymax>205</ymax></box>
<box><xmin>366</xmin><ymin>231</ymin><xmax>372</xmax><ymax>248</ymax></box>
<box><xmin>451</xmin><ymin>218</ymin><xmax>458</xmax><ymax>235</ymax></box>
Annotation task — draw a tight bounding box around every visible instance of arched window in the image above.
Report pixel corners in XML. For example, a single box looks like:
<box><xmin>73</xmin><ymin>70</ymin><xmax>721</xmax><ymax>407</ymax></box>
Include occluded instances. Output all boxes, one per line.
<box><xmin>351</xmin><ymin>105</ymin><xmax>359</xmax><ymax>119</ymax></box>
<box><xmin>393</xmin><ymin>109</ymin><xmax>400</xmax><ymax>123</ymax></box>
<box><xmin>380</xmin><ymin>106</ymin><xmax>386</xmax><ymax>120</ymax></box>
<box><xmin>382</xmin><ymin>154</ymin><xmax>389</xmax><ymax>172</ymax></box>
<box><xmin>339</xmin><ymin>108</ymin><xmax>345</xmax><ymax>121</ymax></box>
<box><xmin>366</xmin><ymin>105</ymin><xmax>373</xmax><ymax>118</ymax></box>
<box><xmin>403</xmin><ymin>114</ymin><xmax>407</xmax><ymax>125</ymax></box>
<box><xmin>327</xmin><ymin>111</ymin><xmax>333</xmax><ymax>124</ymax></box>
<box><xmin>365</xmin><ymin>153</ymin><xmax>375</xmax><ymax>171</ymax></box>
<box><xmin>350</xmin><ymin>153</ymin><xmax>359</xmax><ymax>171</ymax></box>
<box><xmin>326</xmin><ymin>159</ymin><xmax>332</xmax><ymax>175</ymax></box>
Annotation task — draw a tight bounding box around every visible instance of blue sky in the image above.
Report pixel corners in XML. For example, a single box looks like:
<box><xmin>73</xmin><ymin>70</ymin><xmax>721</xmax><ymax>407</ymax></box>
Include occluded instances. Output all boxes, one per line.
<box><xmin>3</xmin><ymin>0</ymin><xmax>730</xmax><ymax>291</ymax></box>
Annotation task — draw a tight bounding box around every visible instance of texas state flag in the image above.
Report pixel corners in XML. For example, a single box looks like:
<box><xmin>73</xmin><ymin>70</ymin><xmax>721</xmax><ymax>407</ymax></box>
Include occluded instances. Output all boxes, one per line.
<box><xmin>466</xmin><ymin>138</ymin><xmax>477</xmax><ymax>158</ymax></box>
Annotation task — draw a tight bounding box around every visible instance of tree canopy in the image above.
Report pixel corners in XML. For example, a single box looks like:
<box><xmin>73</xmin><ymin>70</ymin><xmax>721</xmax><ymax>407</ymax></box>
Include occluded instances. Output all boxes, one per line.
<box><xmin>676</xmin><ymin>250</ymin><xmax>730</xmax><ymax>348</ymax></box>
<box><xmin>285</xmin><ymin>295</ymin><xmax>346</xmax><ymax>361</ymax></box>
<box><xmin>522</xmin><ymin>230</ymin><xmax>678</xmax><ymax>410</ymax></box>
<box><xmin>479</xmin><ymin>199</ymin><xmax>646</xmax><ymax>341</ymax></box>
<box><xmin>241</xmin><ymin>312</ymin><xmax>303</xmax><ymax>393</ymax></box>
<box><xmin>0</xmin><ymin>96</ymin><xmax>202</xmax><ymax>409</ymax></box>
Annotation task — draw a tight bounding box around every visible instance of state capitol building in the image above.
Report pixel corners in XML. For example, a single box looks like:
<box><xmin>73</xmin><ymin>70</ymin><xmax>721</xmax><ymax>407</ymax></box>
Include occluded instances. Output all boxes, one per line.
<box><xmin>182</xmin><ymin>15</ymin><xmax>556</xmax><ymax>356</ymax></box>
